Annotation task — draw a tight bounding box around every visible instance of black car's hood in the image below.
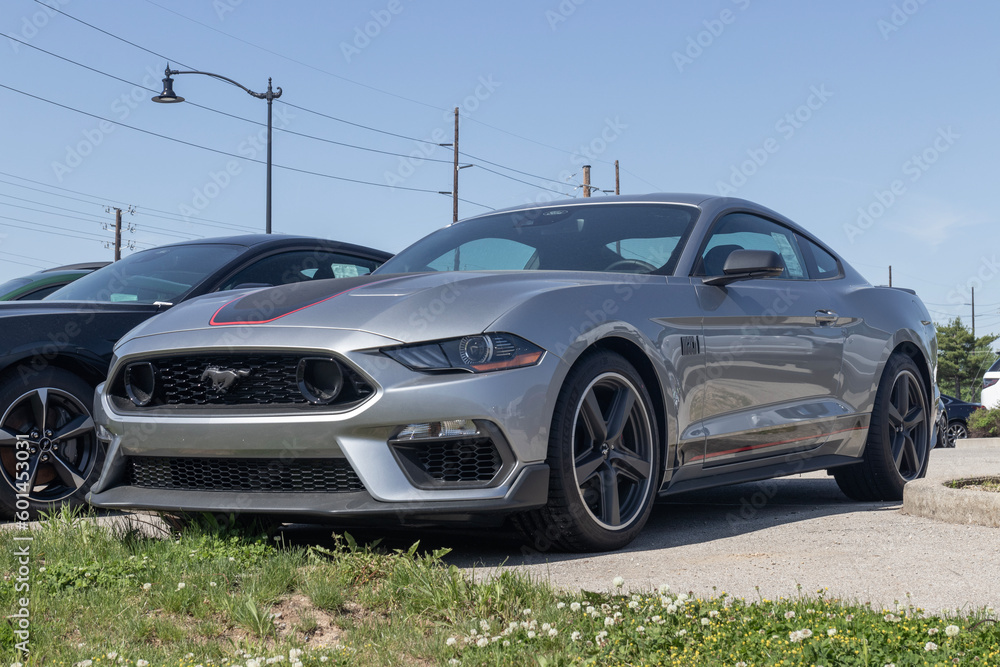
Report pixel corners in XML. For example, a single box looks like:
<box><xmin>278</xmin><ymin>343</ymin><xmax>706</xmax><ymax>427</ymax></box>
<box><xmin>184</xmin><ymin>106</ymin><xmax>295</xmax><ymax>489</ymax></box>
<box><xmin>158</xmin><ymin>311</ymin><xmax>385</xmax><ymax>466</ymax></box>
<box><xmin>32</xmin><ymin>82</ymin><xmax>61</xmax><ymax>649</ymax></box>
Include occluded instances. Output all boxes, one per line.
<box><xmin>0</xmin><ymin>301</ymin><xmax>165</xmax><ymax>366</ymax></box>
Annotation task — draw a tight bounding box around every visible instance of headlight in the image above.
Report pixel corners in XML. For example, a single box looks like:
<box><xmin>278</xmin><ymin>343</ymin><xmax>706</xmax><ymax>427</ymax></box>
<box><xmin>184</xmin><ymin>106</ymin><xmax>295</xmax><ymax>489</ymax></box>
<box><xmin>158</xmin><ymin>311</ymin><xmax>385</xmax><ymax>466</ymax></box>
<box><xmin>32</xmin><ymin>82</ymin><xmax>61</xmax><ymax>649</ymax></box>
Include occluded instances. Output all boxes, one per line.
<box><xmin>383</xmin><ymin>333</ymin><xmax>544</xmax><ymax>373</ymax></box>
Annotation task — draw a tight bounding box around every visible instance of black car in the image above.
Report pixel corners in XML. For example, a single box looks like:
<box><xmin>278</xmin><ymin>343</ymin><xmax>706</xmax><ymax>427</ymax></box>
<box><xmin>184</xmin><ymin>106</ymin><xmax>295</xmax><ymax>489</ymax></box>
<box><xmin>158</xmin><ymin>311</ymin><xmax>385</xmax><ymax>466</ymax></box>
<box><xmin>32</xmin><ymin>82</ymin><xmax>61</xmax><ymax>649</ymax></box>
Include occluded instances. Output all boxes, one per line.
<box><xmin>941</xmin><ymin>393</ymin><xmax>981</xmax><ymax>445</ymax></box>
<box><xmin>0</xmin><ymin>235</ymin><xmax>390</xmax><ymax>518</ymax></box>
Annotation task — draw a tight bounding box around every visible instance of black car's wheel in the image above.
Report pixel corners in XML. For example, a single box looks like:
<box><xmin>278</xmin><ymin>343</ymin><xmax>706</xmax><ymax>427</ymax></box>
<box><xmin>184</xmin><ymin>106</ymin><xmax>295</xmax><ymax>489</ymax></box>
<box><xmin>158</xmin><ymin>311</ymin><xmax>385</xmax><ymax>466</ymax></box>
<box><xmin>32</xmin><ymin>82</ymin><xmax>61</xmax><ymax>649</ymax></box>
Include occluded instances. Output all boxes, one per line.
<box><xmin>516</xmin><ymin>351</ymin><xmax>660</xmax><ymax>552</ymax></box>
<box><xmin>946</xmin><ymin>420</ymin><xmax>968</xmax><ymax>447</ymax></box>
<box><xmin>0</xmin><ymin>368</ymin><xmax>104</xmax><ymax>519</ymax></box>
<box><xmin>834</xmin><ymin>353</ymin><xmax>930</xmax><ymax>501</ymax></box>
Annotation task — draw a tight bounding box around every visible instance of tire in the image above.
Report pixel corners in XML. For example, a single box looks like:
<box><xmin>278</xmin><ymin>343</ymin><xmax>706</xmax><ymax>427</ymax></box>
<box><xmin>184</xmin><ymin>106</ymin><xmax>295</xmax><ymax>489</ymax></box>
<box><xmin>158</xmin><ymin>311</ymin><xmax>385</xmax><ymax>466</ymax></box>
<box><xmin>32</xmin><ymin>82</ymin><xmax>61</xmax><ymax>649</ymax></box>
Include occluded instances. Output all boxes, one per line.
<box><xmin>515</xmin><ymin>351</ymin><xmax>660</xmax><ymax>552</ymax></box>
<box><xmin>834</xmin><ymin>353</ymin><xmax>930</xmax><ymax>501</ymax></box>
<box><xmin>946</xmin><ymin>420</ymin><xmax>968</xmax><ymax>447</ymax></box>
<box><xmin>0</xmin><ymin>368</ymin><xmax>104</xmax><ymax>520</ymax></box>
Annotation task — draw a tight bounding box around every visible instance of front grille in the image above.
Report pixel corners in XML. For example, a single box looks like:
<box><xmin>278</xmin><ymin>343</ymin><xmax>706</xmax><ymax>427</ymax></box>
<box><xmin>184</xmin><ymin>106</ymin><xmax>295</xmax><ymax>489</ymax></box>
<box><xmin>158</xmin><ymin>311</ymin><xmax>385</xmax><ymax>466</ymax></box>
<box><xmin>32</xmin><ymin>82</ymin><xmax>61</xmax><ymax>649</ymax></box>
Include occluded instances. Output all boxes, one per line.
<box><xmin>128</xmin><ymin>456</ymin><xmax>365</xmax><ymax>493</ymax></box>
<box><xmin>418</xmin><ymin>439</ymin><xmax>503</xmax><ymax>482</ymax></box>
<box><xmin>110</xmin><ymin>353</ymin><xmax>374</xmax><ymax>408</ymax></box>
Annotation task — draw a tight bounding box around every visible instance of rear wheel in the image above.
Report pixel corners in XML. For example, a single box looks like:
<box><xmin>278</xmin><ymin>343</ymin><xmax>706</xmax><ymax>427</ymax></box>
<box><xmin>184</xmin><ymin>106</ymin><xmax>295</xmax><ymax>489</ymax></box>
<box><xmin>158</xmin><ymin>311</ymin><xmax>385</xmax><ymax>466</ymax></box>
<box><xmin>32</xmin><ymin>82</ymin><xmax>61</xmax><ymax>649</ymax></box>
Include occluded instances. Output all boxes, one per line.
<box><xmin>946</xmin><ymin>420</ymin><xmax>968</xmax><ymax>447</ymax></box>
<box><xmin>834</xmin><ymin>353</ymin><xmax>930</xmax><ymax>501</ymax></box>
<box><xmin>0</xmin><ymin>368</ymin><xmax>103</xmax><ymax>519</ymax></box>
<box><xmin>515</xmin><ymin>351</ymin><xmax>660</xmax><ymax>552</ymax></box>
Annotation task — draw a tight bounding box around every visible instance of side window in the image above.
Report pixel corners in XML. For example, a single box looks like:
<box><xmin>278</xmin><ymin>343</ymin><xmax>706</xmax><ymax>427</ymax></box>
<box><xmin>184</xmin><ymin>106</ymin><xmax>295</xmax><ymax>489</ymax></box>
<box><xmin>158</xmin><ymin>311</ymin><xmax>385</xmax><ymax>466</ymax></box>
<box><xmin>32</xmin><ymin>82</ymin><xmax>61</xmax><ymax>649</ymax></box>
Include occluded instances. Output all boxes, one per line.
<box><xmin>218</xmin><ymin>250</ymin><xmax>380</xmax><ymax>291</ymax></box>
<box><xmin>694</xmin><ymin>213</ymin><xmax>807</xmax><ymax>279</ymax></box>
<box><xmin>428</xmin><ymin>238</ymin><xmax>536</xmax><ymax>271</ymax></box>
<box><xmin>797</xmin><ymin>234</ymin><xmax>842</xmax><ymax>279</ymax></box>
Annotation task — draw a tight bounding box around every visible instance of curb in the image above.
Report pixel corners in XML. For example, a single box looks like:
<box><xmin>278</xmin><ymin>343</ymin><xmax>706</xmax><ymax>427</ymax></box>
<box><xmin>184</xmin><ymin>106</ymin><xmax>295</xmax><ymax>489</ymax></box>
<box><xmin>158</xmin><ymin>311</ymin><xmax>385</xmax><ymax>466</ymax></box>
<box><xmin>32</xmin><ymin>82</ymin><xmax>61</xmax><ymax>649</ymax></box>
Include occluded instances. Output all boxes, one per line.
<box><xmin>903</xmin><ymin>477</ymin><xmax>1000</xmax><ymax>528</ymax></box>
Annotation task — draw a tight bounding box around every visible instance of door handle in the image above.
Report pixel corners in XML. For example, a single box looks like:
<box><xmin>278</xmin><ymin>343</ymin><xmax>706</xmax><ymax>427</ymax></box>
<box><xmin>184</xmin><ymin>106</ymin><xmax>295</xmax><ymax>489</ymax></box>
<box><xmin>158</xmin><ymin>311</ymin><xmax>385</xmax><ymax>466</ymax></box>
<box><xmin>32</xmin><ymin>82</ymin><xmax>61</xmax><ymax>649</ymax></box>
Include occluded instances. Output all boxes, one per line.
<box><xmin>815</xmin><ymin>309</ymin><xmax>838</xmax><ymax>325</ymax></box>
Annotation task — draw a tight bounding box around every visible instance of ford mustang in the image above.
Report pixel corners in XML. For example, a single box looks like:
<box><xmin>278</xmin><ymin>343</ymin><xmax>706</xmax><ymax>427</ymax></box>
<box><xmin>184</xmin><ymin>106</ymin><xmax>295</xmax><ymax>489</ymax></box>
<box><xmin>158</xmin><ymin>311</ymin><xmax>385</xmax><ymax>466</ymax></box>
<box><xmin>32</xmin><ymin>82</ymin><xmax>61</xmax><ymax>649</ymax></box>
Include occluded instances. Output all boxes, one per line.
<box><xmin>87</xmin><ymin>195</ymin><xmax>938</xmax><ymax>551</ymax></box>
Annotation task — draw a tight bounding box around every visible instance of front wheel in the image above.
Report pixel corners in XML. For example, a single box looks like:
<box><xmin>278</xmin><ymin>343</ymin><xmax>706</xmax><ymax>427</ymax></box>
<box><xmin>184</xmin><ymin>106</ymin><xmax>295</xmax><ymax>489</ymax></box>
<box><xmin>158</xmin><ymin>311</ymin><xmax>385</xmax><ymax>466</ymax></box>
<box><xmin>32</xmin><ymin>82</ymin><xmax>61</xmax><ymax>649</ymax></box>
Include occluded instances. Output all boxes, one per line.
<box><xmin>834</xmin><ymin>353</ymin><xmax>930</xmax><ymax>501</ymax></box>
<box><xmin>0</xmin><ymin>368</ymin><xmax>104</xmax><ymax>520</ymax></box>
<box><xmin>515</xmin><ymin>351</ymin><xmax>660</xmax><ymax>552</ymax></box>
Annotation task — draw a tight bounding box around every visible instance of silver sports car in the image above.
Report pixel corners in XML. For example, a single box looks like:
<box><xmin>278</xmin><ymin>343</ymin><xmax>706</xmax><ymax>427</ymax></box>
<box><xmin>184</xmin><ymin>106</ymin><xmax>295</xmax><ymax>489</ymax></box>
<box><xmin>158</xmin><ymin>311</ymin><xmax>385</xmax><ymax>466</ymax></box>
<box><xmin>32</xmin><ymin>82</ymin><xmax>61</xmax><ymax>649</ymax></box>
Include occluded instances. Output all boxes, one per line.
<box><xmin>88</xmin><ymin>194</ymin><xmax>938</xmax><ymax>552</ymax></box>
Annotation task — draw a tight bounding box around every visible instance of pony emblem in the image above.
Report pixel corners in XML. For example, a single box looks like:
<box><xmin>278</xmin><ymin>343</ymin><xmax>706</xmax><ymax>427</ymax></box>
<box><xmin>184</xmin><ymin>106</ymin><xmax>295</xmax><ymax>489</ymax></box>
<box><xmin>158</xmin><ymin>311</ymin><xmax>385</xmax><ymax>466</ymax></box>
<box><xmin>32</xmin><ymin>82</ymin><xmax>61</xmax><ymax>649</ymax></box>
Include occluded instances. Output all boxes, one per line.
<box><xmin>200</xmin><ymin>366</ymin><xmax>251</xmax><ymax>393</ymax></box>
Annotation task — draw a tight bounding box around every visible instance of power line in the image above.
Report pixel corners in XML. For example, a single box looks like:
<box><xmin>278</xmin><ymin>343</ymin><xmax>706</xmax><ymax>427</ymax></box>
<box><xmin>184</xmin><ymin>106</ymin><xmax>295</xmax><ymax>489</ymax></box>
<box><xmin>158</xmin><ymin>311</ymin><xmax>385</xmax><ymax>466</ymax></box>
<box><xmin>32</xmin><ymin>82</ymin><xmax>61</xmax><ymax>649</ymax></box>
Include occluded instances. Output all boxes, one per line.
<box><xmin>471</xmin><ymin>165</ymin><xmax>572</xmax><ymax>196</ymax></box>
<box><xmin>0</xmin><ymin>252</ymin><xmax>49</xmax><ymax>271</ymax></box>
<box><xmin>50</xmin><ymin>1</ymin><xmax>659</xmax><ymax>193</ymax></box>
<box><xmin>0</xmin><ymin>83</ymin><xmax>451</xmax><ymax>196</ymax></box>
<box><xmin>0</xmin><ymin>172</ymin><xmax>257</xmax><ymax>233</ymax></box>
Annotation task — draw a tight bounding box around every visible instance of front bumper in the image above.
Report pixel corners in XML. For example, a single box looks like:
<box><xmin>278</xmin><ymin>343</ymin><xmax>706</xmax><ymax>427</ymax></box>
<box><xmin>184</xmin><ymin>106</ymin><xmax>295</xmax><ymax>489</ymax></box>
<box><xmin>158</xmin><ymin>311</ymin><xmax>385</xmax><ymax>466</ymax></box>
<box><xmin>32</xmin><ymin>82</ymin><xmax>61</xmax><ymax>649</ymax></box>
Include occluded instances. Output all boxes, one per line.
<box><xmin>88</xmin><ymin>326</ymin><xmax>565</xmax><ymax>520</ymax></box>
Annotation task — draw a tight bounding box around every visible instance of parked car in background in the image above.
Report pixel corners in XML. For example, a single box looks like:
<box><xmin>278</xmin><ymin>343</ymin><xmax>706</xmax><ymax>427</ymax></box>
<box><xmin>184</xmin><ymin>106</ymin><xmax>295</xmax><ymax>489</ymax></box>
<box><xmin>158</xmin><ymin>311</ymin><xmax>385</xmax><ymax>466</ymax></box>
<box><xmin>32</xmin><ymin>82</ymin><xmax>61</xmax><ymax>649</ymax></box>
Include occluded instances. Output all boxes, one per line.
<box><xmin>88</xmin><ymin>194</ymin><xmax>937</xmax><ymax>552</ymax></box>
<box><xmin>940</xmin><ymin>393</ymin><xmax>981</xmax><ymax>445</ymax></box>
<box><xmin>982</xmin><ymin>357</ymin><xmax>1000</xmax><ymax>409</ymax></box>
<box><xmin>935</xmin><ymin>396</ymin><xmax>949</xmax><ymax>449</ymax></box>
<box><xmin>0</xmin><ymin>235</ymin><xmax>391</xmax><ymax>519</ymax></box>
<box><xmin>0</xmin><ymin>262</ymin><xmax>110</xmax><ymax>301</ymax></box>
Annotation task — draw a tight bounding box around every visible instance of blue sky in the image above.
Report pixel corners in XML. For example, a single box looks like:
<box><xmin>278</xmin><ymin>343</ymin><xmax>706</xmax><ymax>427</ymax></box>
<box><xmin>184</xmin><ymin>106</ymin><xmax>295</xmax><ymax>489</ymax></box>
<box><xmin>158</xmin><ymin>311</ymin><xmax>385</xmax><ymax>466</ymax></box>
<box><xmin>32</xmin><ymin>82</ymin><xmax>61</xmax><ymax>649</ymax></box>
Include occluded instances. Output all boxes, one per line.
<box><xmin>2</xmin><ymin>0</ymin><xmax>998</xmax><ymax>337</ymax></box>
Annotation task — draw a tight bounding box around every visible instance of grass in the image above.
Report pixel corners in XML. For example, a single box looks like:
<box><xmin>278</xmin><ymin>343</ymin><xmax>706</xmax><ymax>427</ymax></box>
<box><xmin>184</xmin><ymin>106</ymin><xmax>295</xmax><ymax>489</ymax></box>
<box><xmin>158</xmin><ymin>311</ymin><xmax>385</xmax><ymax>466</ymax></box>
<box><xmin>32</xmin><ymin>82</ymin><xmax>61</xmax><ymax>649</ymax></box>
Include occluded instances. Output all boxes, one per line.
<box><xmin>1</xmin><ymin>508</ymin><xmax>999</xmax><ymax>666</ymax></box>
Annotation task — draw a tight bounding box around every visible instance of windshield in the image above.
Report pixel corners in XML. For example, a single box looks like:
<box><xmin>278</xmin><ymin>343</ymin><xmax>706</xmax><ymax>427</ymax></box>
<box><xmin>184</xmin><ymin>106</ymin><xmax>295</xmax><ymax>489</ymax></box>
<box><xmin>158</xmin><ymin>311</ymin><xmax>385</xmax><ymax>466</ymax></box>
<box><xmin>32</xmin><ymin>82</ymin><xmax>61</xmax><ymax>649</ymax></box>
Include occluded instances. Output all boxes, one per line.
<box><xmin>0</xmin><ymin>276</ymin><xmax>33</xmax><ymax>297</ymax></box>
<box><xmin>46</xmin><ymin>244</ymin><xmax>244</xmax><ymax>303</ymax></box>
<box><xmin>376</xmin><ymin>203</ymin><xmax>698</xmax><ymax>276</ymax></box>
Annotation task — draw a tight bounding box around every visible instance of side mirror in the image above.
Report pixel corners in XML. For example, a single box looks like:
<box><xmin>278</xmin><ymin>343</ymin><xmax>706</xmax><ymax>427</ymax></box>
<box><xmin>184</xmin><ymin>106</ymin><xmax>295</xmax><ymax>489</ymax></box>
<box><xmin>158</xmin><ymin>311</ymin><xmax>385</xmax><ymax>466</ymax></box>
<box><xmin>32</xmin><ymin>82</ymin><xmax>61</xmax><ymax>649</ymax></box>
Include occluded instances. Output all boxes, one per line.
<box><xmin>702</xmin><ymin>249</ymin><xmax>784</xmax><ymax>286</ymax></box>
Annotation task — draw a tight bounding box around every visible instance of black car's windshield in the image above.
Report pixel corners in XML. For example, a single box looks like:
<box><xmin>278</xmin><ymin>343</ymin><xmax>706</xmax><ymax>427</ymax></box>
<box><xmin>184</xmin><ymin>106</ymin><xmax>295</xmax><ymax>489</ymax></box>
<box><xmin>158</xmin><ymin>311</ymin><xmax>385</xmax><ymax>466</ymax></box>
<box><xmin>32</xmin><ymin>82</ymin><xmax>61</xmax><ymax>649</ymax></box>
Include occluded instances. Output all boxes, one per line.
<box><xmin>376</xmin><ymin>203</ymin><xmax>698</xmax><ymax>276</ymax></box>
<box><xmin>46</xmin><ymin>244</ymin><xmax>244</xmax><ymax>303</ymax></box>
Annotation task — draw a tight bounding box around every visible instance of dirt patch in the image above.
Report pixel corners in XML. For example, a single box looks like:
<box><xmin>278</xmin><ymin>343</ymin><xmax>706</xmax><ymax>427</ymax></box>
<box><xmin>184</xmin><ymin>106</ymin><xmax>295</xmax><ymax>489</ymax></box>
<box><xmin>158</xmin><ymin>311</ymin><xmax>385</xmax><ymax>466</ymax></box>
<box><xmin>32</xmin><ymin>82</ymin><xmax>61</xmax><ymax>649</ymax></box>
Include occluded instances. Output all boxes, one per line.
<box><xmin>272</xmin><ymin>594</ymin><xmax>344</xmax><ymax>647</ymax></box>
<box><xmin>947</xmin><ymin>476</ymin><xmax>1000</xmax><ymax>493</ymax></box>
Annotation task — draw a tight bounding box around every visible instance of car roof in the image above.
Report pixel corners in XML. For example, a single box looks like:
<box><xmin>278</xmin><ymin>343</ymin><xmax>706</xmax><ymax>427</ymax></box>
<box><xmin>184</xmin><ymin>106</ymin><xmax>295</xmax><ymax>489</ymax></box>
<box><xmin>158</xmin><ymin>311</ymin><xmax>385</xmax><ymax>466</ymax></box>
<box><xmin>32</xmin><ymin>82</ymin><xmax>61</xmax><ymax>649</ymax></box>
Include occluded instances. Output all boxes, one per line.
<box><xmin>132</xmin><ymin>234</ymin><xmax>393</xmax><ymax>259</ymax></box>
<box><xmin>44</xmin><ymin>261</ymin><xmax>111</xmax><ymax>272</ymax></box>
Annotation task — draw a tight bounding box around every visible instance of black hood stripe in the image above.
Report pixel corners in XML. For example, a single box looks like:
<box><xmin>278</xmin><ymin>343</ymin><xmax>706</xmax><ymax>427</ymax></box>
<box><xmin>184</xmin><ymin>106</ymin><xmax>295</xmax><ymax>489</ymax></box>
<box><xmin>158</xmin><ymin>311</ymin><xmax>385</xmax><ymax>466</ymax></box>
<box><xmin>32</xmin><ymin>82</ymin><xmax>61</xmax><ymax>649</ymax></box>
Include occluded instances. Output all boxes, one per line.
<box><xmin>208</xmin><ymin>274</ymin><xmax>401</xmax><ymax>326</ymax></box>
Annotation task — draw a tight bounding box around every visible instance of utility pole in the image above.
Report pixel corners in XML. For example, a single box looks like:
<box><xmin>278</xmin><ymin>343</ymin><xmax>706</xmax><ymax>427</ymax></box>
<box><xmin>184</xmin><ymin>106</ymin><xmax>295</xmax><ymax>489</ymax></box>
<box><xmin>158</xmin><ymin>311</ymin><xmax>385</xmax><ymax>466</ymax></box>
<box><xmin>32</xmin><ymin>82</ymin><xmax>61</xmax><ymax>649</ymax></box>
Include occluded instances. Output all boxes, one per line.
<box><xmin>452</xmin><ymin>107</ymin><xmax>459</xmax><ymax>223</ymax></box>
<box><xmin>614</xmin><ymin>160</ymin><xmax>620</xmax><ymax>195</ymax></box>
<box><xmin>888</xmin><ymin>265</ymin><xmax>892</xmax><ymax>287</ymax></box>
<box><xmin>582</xmin><ymin>165</ymin><xmax>592</xmax><ymax>198</ymax></box>
<box><xmin>972</xmin><ymin>286</ymin><xmax>976</xmax><ymax>340</ymax></box>
<box><xmin>114</xmin><ymin>207</ymin><xmax>122</xmax><ymax>261</ymax></box>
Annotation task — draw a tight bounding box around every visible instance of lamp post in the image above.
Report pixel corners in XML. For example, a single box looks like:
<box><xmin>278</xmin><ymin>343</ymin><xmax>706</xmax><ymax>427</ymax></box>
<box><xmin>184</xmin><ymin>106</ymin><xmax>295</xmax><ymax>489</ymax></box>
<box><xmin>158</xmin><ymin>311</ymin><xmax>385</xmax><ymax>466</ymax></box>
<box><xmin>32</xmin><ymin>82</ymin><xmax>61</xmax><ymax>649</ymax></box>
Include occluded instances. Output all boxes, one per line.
<box><xmin>152</xmin><ymin>65</ymin><xmax>282</xmax><ymax>233</ymax></box>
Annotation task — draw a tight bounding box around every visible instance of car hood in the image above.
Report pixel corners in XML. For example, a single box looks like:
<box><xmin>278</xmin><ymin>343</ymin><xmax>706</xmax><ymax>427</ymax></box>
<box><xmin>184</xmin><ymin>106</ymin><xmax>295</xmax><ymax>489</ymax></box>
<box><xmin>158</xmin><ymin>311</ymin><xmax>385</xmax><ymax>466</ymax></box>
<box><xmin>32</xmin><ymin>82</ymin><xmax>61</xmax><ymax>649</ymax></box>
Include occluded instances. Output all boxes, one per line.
<box><xmin>119</xmin><ymin>272</ymin><xmax>622</xmax><ymax>345</ymax></box>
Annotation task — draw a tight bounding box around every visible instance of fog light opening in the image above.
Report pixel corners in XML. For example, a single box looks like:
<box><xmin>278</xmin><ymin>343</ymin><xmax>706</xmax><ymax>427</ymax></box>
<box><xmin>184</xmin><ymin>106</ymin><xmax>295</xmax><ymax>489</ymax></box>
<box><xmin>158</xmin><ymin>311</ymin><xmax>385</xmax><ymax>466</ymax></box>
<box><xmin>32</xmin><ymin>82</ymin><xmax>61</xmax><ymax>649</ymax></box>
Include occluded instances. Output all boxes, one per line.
<box><xmin>124</xmin><ymin>362</ymin><xmax>158</xmax><ymax>407</ymax></box>
<box><xmin>297</xmin><ymin>357</ymin><xmax>344</xmax><ymax>405</ymax></box>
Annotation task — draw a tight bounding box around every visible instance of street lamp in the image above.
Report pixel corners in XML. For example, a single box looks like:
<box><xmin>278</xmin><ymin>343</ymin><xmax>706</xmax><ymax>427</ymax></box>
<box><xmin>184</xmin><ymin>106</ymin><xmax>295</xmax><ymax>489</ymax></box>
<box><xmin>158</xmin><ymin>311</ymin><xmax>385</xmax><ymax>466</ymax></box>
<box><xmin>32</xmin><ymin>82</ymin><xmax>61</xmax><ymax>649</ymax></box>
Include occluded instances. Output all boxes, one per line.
<box><xmin>152</xmin><ymin>65</ymin><xmax>282</xmax><ymax>234</ymax></box>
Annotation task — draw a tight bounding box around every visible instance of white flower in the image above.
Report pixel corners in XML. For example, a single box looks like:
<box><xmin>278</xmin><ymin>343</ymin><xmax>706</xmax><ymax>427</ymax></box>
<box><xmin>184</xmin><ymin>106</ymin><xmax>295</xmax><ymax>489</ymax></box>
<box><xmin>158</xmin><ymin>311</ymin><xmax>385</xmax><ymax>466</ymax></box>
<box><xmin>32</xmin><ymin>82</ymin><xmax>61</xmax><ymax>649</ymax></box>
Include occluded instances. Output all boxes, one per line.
<box><xmin>291</xmin><ymin>661</ymin><xmax>302</xmax><ymax>667</ymax></box>
<box><xmin>701</xmin><ymin>617</ymin><xmax>711</xmax><ymax>626</ymax></box>
<box><xmin>176</xmin><ymin>582</ymin><xmax>186</xmax><ymax>590</ymax></box>
<box><xmin>523</xmin><ymin>608</ymin><xmax>532</xmax><ymax>616</ymax></box>
<box><xmin>137</xmin><ymin>662</ymin><xmax>149</xmax><ymax>667</ymax></box>
<box><xmin>548</xmin><ymin>627</ymin><xmax>558</xmax><ymax>637</ymax></box>
<box><xmin>571</xmin><ymin>631</ymin><xmax>581</xmax><ymax>641</ymax></box>
<box><xmin>677</xmin><ymin>593</ymin><xmax>688</xmax><ymax>602</ymax></box>
<box><xmin>186</xmin><ymin>654</ymin><xmax>195</xmax><ymax>660</ymax></box>
<box><xmin>107</xmin><ymin>654</ymin><xmax>118</xmax><ymax>661</ymax></box>
<box><xmin>449</xmin><ymin>660</ymin><xmax>460</xmax><ymax>666</ymax></box>
<box><xmin>945</xmin><ymin>624</ymin><xmax>960</xmax><ymax>637</ymax></box>
<box><xmin>228</xmin><ymin>556</ymin><xmax>235</xmax><ymax>561</ymax></box>
<box><xmin>884</xmin><ymin>613</ymin><xmax>900</xmax><ymax>622</ymax></box>
<box><xmin>637</xmin><ymin>625</ymin><xmax>645</xmax><ymax>633</ymax></box>
<box><xmin>628</xmin><ymin>600</ymin><xmax>639</xmax><ymax>610</ymax></box>
<box><xmin>708</xmin><ymin>610</ymin><xmax>719</xmax><ymax>618</ymax></box>
<box><xmin>924</xmin><ymin>641</ymin><xmax>938</xmax><ymax>652</ymax></box>
<box><xmin>927</xmin><ymin>627</ymin><xmax>939</xmax><ymax>635</ymax></box>
<box><xmin>502</xmin><ymin>640</ymin><xmax>510</xmax><ymax>647</ymax></box>
<box><xmin>527</xmin><ymin>631</ymin><xmax>536</xmax><ymax>639</ymax></box>
<box><xmin>470</xmin><ymin>628</ymin><xmax>478</xmax><ymax>636</ymax></box>
<box><xmin>446</xmin><ymin>637</ymin><xmax>456</xmax><ymax>646</ymax></box>
<box><xmin>11</xmin><ymin>662</ymin><xmax>23</xmax><ymax>667</ymax></box>
<box><xmin>142</xmin><ymin>582</ymin><xmax>152</xmax><ymax>591</ymax></box>
<box><xmin>667</xmin><ymin>604</ymin><xmax>678</xmax><ymax>614</ymax></box>
<box><xmin>658</xmin><ymin>583</ymin><xmax>671</xmax><ymax>594</ymax></box>
<box><xmin>676</xmin><ymin>629</ymin><xmax>687</xmax><ymax>637</ymax></box>
<box><xmin>800</xmin><ymin>629</ymin><xmax>813</xmax><ymax>639</ymax></box>
<box><xmin>210</xmin><ymin>581</ymin><xmax>217</xmax><ymax>587</ymax></box>
<box><xmin>288</xmin><ymin>649</ymin><xmax>302</xmax><ymax>660</ymax></box>
<box><xmin>596</xmin><ymin>630</ymin><xmax>608</xmax><ymax>641</ymax></box>
<box><xmin>556</xmin><ymin>602</ymin><xmax>565</xmax><ymax>609</ymax></box>
<box><xmin>827</xmin><ymin>628</ymin><xmax>836</xmax><ymax>636</ymax></box>
<box><xmin>76</xmin><ymin>662</ymin><xmax>93</xmax><ymax>667</ymax></box>
<box><xmin>784</xmin><ymin>611</ymin><xmax>796</xmax><ymax>619</ymax></box>
<box><xmin>476</xmin><ymin>637</ymin><xmax>488</xmax><ymax>648</ymax></box>
<box><xmin>604</xmin><ymin>616</ymin><xmax>614</xmax><ymax>627</ymax></box>
<box><xmin>570</xmin><ymin>602</ymin><xmax>581</xmax><ymax>612</ymax></box>
<box><xmin>736</xmin><ymin>663</ymin><xmax>748</xmax><ymax>667</ymax></box>
<box><xmin>541</xmin><ymin>623</ymin><xmax>551</xmax><ymax>632</ymax></box>
<box><xmin>612</xmin><ymin>576</ymin><xmax>625</xmax><ymax>588</ymax></box>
